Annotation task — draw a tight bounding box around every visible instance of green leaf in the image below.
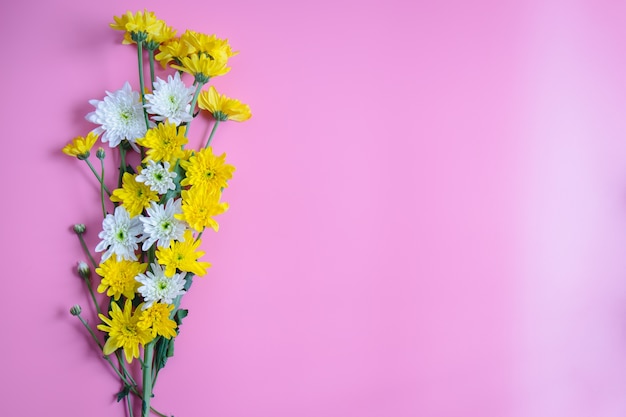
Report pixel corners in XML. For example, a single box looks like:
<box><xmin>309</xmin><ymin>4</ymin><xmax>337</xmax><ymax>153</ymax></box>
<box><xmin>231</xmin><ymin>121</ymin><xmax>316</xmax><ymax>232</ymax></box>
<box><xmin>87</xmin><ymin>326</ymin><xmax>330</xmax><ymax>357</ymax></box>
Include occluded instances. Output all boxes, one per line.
<box><xmin>115</xmin><ymin>385</ymin><xmax>131</xmax><ymax>402</ymax></box>
<box><xmin>154</xmin><ymin>336</ymin><xmax>170</xmax><ymax>372</ymax></box>
<box><xmin>175</xmin><ymin>309</ymin><xmax>188</xmax><ymax>326</ymax></box>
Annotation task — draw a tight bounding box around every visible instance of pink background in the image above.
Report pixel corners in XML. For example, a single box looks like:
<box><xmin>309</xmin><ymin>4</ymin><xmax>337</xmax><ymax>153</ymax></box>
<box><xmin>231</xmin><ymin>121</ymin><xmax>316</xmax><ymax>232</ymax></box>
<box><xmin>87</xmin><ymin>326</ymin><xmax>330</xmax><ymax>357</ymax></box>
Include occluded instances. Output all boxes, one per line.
<box><xmin>3</xmin><ymin>0</ymin><xmax>626</xmax><ymax>416</ymax></box>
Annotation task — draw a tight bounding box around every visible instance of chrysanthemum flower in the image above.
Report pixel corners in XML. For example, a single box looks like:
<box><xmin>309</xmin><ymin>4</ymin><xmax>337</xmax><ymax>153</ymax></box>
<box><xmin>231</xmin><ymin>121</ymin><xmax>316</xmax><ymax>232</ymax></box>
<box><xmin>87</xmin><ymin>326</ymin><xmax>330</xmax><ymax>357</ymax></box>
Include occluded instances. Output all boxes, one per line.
<box><xmin>155</xmin><ymin>38</ymin><xmax>193</xmax><ymax>68</ymax></box>
<box><xmin>62</xmin><ymin>132</ymin><xmax>99</xmax><ymax>159</ymax></box>
<box><xmin>156</xmin><ymin>229</ymin><xmax>211</xmax><ymax>276</ymax></box>
<box><xmin>135</xmin><ymin>160</ymin><xmax>177</xmax><ymax>194</ymax></box>
<box><xmin>140</xmin><ymin>198</ymin><xmax>187</xmax><ymax>250</ymax></box>
<box><xmin>179</xmin><ymin>146</ymin><xmax>235</xmax><ymax>194</ymax></box>
<box><xmin>171</xmin><ymin>54</ymin><xmax>230</xmax><ymax>84</ymax></box>
<box><xmin>86</xmin><ymin>82</ymin><xmax>147</xmax><ymax>150</ymax></box>
<box><xmin>95</xmin><ymin>206</ymin><xmax>143</xmax><ymax>262</ymax></box>
<box><xmin>144</xmin><ymin>72</ymin><xmax>195</xmax><ymax>126</ymax></box>
<box><xmin>175</xmin><ymin>188</ymin><xmax>228</xmax><ymax>232</ymax></box>
<box><xmin>97</xmin><ymin>299</ymin><xmax>154</xmax><ymax>363</ymax></box>
<box><xmin>145</xmin><ymin>20</ymin><xmax>177</xmax><ymax>48</ymax></box>
<box><xmin>137</xmin><ymin>122</ymin><xmax>187</xmax><ymax>164</ymax></box>
<box><xmin>136</xmin><ymin>263</ymin><xmax>186</xmax><ymax>309</ymax></box>
<box><xmin>138</xmin><ymin>303</ymin><xmax>178</xmax><ymax>339</ymax></box>
<box><xmin>181</xmin><ymin>30</ymin><xmax>238</xmax><ymax>62</ymax></box>
<box><xmin>111</xmin><ymin>172</ymin><xmax>160</xmax><ymax>217</ymax></box>
<box><xmin>110</xmin><ymin>10</ymin><xmax>161</xmax><ymax>44</ymax></box>
<box><xmin>96</xmin><ymin>257</ymin><xmax>147</xmax><ymax>301</ymax></box>
<box><xmin>198</xmin><ymin>86</ymin><xmax>252</xmax><ymax>122</ymax></box>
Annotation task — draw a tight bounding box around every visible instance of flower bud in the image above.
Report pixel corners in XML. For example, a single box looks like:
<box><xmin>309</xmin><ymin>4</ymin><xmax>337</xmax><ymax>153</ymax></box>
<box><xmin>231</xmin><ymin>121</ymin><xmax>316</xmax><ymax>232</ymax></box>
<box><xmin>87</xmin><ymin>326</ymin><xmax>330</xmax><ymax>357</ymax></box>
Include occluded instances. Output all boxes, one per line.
<box><xmin>70</xmin><ymin>305</ymin><xmax>82</xmax><ymax>316</ymax></box>
<box><xmin>77</xmin><ymin>261</ymin><xmax>91</xmax><ymax>279</ymax></box>
<box><xmin>96</xmin><ymin>147</ymin><xmax>105</xmax><ymax>160</ymax></box>
<box><xmin>73</xmin><ymin>224</ymin><xmax>86</xmax><ymax>234</ymax></box>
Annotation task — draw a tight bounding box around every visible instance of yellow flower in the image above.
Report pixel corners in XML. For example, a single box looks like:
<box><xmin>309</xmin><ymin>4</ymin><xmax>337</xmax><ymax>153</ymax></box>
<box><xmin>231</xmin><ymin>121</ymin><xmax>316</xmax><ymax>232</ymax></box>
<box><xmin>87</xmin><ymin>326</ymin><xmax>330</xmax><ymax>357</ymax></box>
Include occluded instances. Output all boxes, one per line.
<box><xmin>138</xmin><ymin>303</ymin><xmax>178</xmax><ymax>339</ymax></box>
<box><xmin>155</xmin><ymin>38</ymin><xmax>193</xmax><ymax>68</ymax></box>
<box><xmin>198</xmin><ymin>86</ymin><xmax>251</xmax><ymax>122</ymax></box>
<box><xmin>96</xmin><ymin>257</ymin><xmax>147</xmax><ymax>301</ymax></box>
<box><xmin>111</xmin><ymin>172</ymin><xmax>159</xmax><ymax>217</ymax></box>
<box><xmin>62</xmin><ymin>132</ymin><xmax>99</xmax><ymax>159</ymax></box>
<box><xmin>179</xmin><ymin>147</ymin><xmax>235</xmax><ymax>194</ymax></box>
<box><xmin>110</xmin><ymin>10</ymin><xmax>162</xmax><ymax>44</ymax></box>
<box><xmin>181</xmin><ymin>30</ymin><xmax>238</xmax><ymax>62</ymax></box>
<box><xmin>145</xmin><ymin>20</ymin><xmax>177</xmax><ymax>48</ymax></box>
<box><xmin>97</xmin><ymin>299</ymin><xmax>154</xmax><ymax>363</ymax></box>
<box><xmin>171</xmin><ymin>54</ymin><xmax>230</xmax><ymax>83</ymax></box>
<box><xmin>136</xmin><ymin>123</ymin><xmax>188</xmax><ymax>164</ymax></box>
<box><xmin>156</xmin><ymin>229</ymin><xmax>211</xmax><ymax>276</ymax></box>
<box><xmin>176</xmin><ymin>188</ymin><xmax>229</xmax><ymax>232</ymax></box>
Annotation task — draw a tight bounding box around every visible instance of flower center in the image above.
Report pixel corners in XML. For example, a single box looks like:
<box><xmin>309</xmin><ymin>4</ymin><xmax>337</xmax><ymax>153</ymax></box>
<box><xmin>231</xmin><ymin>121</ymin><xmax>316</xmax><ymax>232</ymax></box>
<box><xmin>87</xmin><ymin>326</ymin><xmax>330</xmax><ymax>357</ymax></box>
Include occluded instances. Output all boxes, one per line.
<box><xmin>115</xmin><ymin>230</ymin><xmax>127</xmax><ymax>242</ymax></box>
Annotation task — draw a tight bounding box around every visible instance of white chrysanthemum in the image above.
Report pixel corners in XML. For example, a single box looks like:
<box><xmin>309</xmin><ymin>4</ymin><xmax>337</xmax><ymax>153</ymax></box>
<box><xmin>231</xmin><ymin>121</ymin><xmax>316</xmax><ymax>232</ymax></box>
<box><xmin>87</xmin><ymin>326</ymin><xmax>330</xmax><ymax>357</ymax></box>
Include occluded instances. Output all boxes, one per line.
<box><xmin>135</xmin><ymin>160</ymin><xmax>177</xmax><ymax>194</ymax></box>
<box><xmin>136</xmin><ymin>263</ymin><xmax>186</xmax><ymax>309</ymax></box>
<box><xmin>95</xmin><ymin>206</ymin><xmax>143</xmax><ymax>261</ymax></box>
<box><xmin>144</xmin><ymin>72</ymin><xmax>195</xmax><ymax>126</ymax></box>
<box><xmin>139</xmin><ymin>198</ymin><xmax>186</xmax><ymax>250</ymax></box>
<box><xmin>86</xmin><ymin>81</ymin><xmax>147</xmax><ymax>151</ymax></box>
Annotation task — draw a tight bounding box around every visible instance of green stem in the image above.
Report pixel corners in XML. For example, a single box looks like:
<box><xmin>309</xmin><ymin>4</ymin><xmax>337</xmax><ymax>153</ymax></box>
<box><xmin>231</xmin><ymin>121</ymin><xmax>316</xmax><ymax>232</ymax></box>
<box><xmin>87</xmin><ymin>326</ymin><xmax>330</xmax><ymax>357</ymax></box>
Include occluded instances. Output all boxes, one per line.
<box><xmin>76</xmin><ymin>235</ymin><xmax>102</xmax><ymax>316</ymax></box>
<box><xmin>83</xmin><ymin>277</ymin><xmax>102</xmax><ymax>316</ymax></box>
<box><xmin>119</xmin><ymin>147</ymin><xmax>127</xmax><ymax>189</ymax></box>
<box><xmin>84</xmin><ymin>159</ymin><xmax>111</xmax><ymax>195</ymax></box>
<box><xmin>148</xmin><ymin>49</ymin><xmax>156</xmax><ymax>87</ymax></box>
<box><xmin>137</xmin><ymin>42</ymin><xmax>150</xmax><ymax>131</ymax></box>
<box><xmin>204</xmin><ymin>120</ymin><xmax>220</xmax><ymax>149</ymax></box>
<box><xmin>75</xmin><ymin>315</ymin><xmax>170</xmax><ymax>417</ymax></box>
<box><xmin>77</xmin><ymin>233</ymin><xmax>98</xmax><ymax>269</ymax></box>
<box><xmin>185</xmin><ymin>82</ymin><xmax>206</xmax><ymax>138</ymax></box>
<box><xmin>99</xmin><ymin>157</ymin><xmax>107</xmax><ymax>217</ymax></box>
<box><xmin>117</xmin><ymin>351</ymin><xmax>138</xmax><ymax>387</ymax></box>
<box><xmin>141</xmin><ymin>342</ymin><xmax>155</xmax><ymax>417</ymax></box>
<box><xmin>76</xmin><ymin>314</ymin><xmax>131</xmax><ymax>385</ymax></box>
<box><xmin>126</xmin><ymin>392</ymin><xmax>135</xmax><ymax>417</ymax></box>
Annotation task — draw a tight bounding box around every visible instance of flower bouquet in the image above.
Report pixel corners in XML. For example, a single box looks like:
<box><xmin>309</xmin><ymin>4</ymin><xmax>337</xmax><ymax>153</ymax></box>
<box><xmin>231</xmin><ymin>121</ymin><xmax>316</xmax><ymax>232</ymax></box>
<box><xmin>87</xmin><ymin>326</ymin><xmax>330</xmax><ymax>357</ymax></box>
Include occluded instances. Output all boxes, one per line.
<box><xmin>63</xmin><ymin>10</ymin><xmax>250</xmax><ymax>417</ymax></box>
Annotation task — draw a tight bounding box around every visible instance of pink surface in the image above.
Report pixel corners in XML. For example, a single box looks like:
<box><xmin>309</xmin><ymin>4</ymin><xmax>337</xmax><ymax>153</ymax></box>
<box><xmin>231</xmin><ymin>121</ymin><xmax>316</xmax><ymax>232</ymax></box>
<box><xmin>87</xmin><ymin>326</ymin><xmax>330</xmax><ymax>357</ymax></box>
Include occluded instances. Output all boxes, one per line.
<box><xmin>3</xmin><ymin>0</ymin><xmax>626</xmax><ymax>416</ymax></box>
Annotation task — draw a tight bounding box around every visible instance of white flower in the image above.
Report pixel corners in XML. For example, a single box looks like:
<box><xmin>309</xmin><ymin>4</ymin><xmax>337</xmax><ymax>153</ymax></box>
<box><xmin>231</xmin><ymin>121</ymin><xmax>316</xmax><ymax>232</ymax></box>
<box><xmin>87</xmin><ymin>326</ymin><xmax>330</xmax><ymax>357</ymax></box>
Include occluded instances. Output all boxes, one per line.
<box><xmin>135</xmin><ymin>160</ymin><xmax>177</xmax><ymax>194</ymax></box>
<box><xmin>95</xmin><ymin>206</ymin><xmax>143</xmax><ymax>261</ymax></box>
<box><xmin>144</xmin><ymin>72</ymin><xmax>195</xmax><ymax>126</ymax></box>
<box><xmin>139</xmin><ymin>198</ymin><xmax>186</xmax><ymax>251</ymax></box>
<box><xmin>136</xmin><ymin>263</ymin><xmax>186</xmax><ymax>309</ymax></box>
<box><xmin>86</xmin><ymin>81</ymin><xmax>147</xmax><ymax>151</ymax></box>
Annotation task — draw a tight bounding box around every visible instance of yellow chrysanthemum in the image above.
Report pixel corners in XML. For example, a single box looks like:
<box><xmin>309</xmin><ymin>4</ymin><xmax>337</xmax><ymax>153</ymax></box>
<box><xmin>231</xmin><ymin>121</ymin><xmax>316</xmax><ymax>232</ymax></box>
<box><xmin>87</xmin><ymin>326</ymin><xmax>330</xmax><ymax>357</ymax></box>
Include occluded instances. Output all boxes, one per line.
<box><xmin>138</xmin><ymin>303</ymin><xmax>178</xmax><ymax>339</ymax></box>
<box><xmin>171</xmin><ymin>54</ymin><xmax>230</xmax><ymax>83</ymax></box>
<box><xmin>156</xmin><ymin>229</ymin><xmax>211</xmax><ymax>277</ymax></box>
<box><xmin>155</xmin><ymin>38</ymin><xmax>193</xmax><ymax>68</ymax></box>
<box><xmin>111</xmin><ymin>172</ymin><xmax>159</xmax><ymax>217</ymax></box>
<box><xmin>146</xmin><ymin>20</ymin><xmax>177</xmax><ymax>48</ymax></box>
<box><xmin>181</xmin><ymin>30</ymin><xmax>238</xmax><ymax>61</ymax></box>
<box><xmin>96</xmin><ymin>257</ymin><xmax>147</xmax><ymax>301</ymax></box>
<box><xmin>62</xmin><ymin>132</ymin><xmax>99</xmax><ymax>159</ymax></box>
<box><xmin>110</xmin><ymin>10</ymin><xmax>162</xmax><ymax>44</ymax></box>
<box><xmin>198</xmin><ymin>86</ymin><xmax>251</xmax><ymax>122</ymax></box>
<box><xmin>175</xmin><ymin>188</ymin><xmax>229</xmax><ymax>232</ymax></box>
<box><xmin>179</xmin><ymin>147</ymin><xmax>235</xmax><ymax>194</ymax></box>
<box><xmin>136</xmin><ymin>123</ymin><xmax>188</xmax><ymax>164</ymax></box>
<box><xmin>97</xmin><ymin>299</ymin><xmax>154</xmax><ymax>363</ymax></box>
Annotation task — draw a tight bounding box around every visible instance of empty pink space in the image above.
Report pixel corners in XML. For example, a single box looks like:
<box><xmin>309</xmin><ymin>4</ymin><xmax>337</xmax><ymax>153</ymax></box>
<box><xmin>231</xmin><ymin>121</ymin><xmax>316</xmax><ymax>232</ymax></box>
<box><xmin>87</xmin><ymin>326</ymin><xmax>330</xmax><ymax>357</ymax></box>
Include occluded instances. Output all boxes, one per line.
<box><xmin>3</xmin><ymin>0</ymin><xmax>626</xmax><ymax>416</ymax></box>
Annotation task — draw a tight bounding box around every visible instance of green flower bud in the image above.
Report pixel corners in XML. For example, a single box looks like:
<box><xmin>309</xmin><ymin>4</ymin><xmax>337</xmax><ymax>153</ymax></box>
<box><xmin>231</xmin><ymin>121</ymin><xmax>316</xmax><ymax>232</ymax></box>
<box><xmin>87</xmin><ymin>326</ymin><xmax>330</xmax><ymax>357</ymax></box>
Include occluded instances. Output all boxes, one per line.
<box><xmin>96</xmin><ymin>147</ymin><xmax>106</xmax><ymax>160</ymax></box>
<box><xmin>70</xmin><ymin>305</ymin><xmax>82</xmax><ymax>316</ymax></box>
<box><xmin>77</xmin><ymin>261</ymin><xmax>91</xmax><ymax>279</ymax></box>
<box><xmin>73</xmin><ymin>224</ymin><xmax>86</xmax><ymax>234</ymax></box>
